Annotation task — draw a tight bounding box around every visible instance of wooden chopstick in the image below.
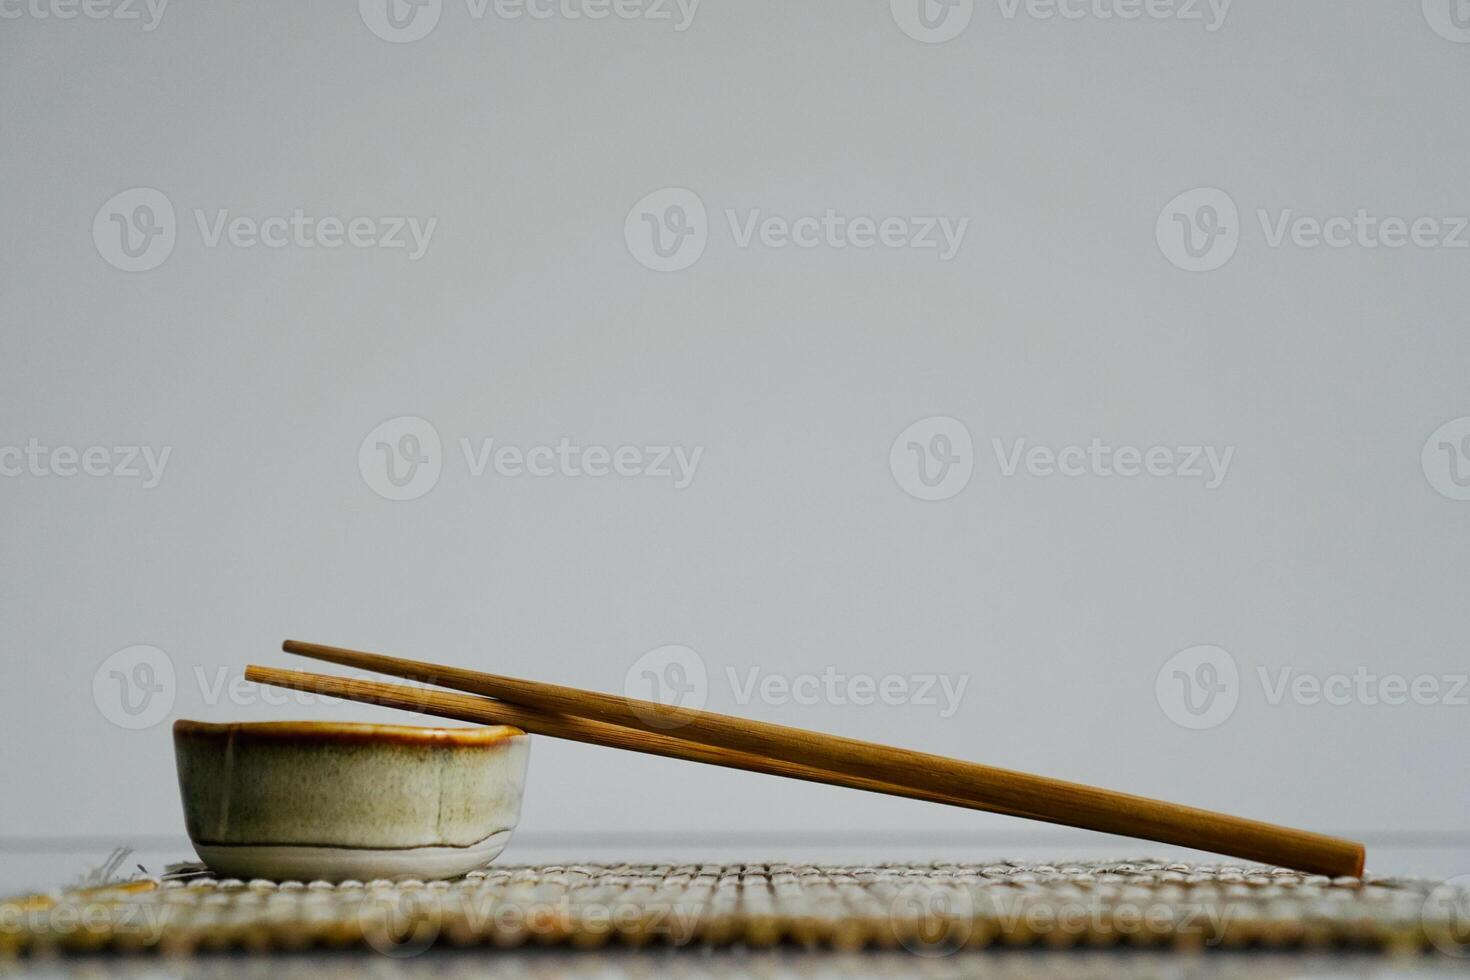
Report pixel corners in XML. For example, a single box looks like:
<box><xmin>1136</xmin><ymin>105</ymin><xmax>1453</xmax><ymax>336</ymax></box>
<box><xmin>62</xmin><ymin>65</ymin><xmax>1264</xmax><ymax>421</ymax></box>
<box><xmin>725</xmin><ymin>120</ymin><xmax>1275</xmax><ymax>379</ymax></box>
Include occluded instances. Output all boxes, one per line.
<box><xmin>276</xmin><ymin>639</ymin><xmax>1366</xmax><ymax>877</ymax></box>
<box><xmin>245</xmin><ymin>665</ymin><xmax>1051</xmax><ymax>824</ymax></box>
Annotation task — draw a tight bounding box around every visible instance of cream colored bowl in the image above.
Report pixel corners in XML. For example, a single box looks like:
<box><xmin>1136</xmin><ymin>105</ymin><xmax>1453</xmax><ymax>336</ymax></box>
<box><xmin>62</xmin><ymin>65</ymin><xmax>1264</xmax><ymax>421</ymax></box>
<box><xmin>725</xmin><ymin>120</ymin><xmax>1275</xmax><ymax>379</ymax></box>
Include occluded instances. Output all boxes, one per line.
<box><xmin>173</xmin><ymin>720</ymin><xmax>529</xmax><ymax>882</ymax></box>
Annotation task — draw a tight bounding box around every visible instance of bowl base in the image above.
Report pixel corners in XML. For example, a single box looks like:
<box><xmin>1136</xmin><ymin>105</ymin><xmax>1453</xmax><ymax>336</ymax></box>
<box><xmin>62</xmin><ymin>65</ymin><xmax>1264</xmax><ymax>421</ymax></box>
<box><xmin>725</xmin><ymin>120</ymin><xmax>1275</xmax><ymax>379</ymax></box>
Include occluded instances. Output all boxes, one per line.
<box><xmin>192</xmin><ymin>830</ymin><xmax>514</xmax><ymax>882</ymax></box>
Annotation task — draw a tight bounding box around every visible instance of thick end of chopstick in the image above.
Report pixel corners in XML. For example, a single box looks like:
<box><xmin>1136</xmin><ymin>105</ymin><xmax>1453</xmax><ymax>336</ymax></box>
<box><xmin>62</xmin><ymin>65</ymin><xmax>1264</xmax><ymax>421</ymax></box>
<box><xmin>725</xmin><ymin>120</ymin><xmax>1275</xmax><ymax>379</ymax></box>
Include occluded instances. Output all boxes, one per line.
<box><xmin>282</xmin><ymin>638</ymin><xmax>704</xmax><ymax>730</ymax></box>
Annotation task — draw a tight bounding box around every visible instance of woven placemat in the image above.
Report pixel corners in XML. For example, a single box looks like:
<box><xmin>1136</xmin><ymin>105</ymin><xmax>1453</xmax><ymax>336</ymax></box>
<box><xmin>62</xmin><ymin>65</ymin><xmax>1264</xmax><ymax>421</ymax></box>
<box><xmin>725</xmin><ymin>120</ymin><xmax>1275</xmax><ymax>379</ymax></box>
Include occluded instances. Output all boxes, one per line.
<box><xmin>4</xmin><ymin>860</ymin><xmax>1467</xmax><ymax>956</ymax></box>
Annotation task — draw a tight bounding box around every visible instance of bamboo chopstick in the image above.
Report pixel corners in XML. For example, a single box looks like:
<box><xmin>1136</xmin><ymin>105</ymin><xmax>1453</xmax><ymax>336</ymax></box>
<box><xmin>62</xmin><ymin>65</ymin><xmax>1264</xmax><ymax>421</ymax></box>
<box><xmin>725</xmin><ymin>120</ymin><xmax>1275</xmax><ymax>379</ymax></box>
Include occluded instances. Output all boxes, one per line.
<box><xmin>245</xmin><ymin>665</ymin><xmax>1050</xmax><ymax>823</ymax></box>
<box><xmin>274</xmin><ymin>639</ymin><xmax>1366</xmax><ymax>877</ymax></box>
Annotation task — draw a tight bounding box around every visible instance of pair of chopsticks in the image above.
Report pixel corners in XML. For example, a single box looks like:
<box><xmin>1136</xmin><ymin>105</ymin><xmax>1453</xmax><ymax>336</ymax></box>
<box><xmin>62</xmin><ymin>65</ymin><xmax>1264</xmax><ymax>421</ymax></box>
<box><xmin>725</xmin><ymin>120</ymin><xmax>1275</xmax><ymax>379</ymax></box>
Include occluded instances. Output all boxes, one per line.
<box><xmin>247</xmin><ymin>640</ymin><xmax>1365</xmax><ymax>878</ymax></box>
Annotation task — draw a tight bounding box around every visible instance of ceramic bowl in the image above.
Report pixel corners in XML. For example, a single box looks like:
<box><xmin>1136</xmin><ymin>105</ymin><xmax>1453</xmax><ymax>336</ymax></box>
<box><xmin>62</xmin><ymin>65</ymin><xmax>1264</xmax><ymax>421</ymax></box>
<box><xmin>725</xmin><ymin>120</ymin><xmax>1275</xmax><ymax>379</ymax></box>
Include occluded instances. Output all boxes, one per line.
<box><xmin>173</xmin><ymin>720</ymin><xmax>530</xmax><ymax>882</ymax></box>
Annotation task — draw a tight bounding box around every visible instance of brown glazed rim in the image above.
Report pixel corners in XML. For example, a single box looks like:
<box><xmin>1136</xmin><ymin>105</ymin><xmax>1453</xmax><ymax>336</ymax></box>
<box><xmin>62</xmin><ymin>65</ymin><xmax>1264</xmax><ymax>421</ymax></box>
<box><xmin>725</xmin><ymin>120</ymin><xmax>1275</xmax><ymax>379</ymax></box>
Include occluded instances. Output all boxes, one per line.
<box><xmin>173</xmin><ymin>719</ymin><xmax>525</xmax><ymax>746</ymax></box>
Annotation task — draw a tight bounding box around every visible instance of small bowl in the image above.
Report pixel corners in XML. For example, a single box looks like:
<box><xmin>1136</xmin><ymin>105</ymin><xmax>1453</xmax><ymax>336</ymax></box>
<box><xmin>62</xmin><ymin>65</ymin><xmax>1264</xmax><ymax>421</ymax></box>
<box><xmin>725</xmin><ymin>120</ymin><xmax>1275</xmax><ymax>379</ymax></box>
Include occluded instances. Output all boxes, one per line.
<box><xmin>173</xmin><ymin>720</ymin><xmax>530</xmax><ymax>882</ymax></box>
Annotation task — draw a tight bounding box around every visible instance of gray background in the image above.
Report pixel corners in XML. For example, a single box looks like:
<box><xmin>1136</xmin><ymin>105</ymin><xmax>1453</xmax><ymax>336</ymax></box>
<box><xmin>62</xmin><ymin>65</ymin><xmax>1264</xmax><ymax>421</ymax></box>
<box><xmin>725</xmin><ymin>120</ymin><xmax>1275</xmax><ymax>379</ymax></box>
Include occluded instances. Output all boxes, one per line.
<box><xmin>2</xmin><ymin>0</ymin><xmax>1467</xmax><ymax>883</ymax></box>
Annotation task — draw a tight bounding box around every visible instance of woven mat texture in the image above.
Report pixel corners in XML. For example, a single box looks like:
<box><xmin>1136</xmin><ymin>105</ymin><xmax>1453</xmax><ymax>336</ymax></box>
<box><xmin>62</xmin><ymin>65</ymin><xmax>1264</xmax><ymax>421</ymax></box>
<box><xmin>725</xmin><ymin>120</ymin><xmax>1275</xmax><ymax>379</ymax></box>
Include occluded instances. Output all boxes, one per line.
<box><xmin>5</xmin><ymin>860</ymin><xmax>1467</xmax><ymax>956</ymax></box>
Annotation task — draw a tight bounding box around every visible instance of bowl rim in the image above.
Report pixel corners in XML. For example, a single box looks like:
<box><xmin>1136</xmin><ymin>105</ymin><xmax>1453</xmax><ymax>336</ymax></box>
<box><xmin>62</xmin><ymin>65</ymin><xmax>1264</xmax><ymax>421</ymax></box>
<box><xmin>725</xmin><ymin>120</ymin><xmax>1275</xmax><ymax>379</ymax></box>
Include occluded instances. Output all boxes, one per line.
<box><xmin>173</xmin><ymin>719</ymin><xmax>525</xmax><ymax>746</ymax></box>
